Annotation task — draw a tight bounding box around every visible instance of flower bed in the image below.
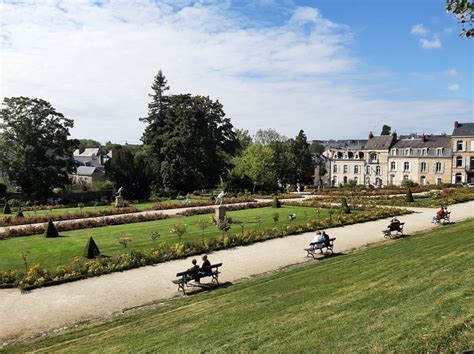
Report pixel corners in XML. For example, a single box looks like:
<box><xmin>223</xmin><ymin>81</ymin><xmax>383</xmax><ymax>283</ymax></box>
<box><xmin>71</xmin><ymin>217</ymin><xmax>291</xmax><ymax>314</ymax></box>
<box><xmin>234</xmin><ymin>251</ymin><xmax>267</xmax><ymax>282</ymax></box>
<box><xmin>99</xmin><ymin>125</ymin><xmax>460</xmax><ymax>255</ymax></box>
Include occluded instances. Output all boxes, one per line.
<box><xmin>0</xmin><ymin>207</ymin><xmax>411</xmax><ymax>289</ymax></box>
<box><xmin>151</xmin><ymin>196</ymin><xmax>256</xmax><ymax>211</ymax></box>
<box><xmin>0</xmin><ymin>213</ymin><xmax>169</xmax><ymax>239</ymax></box>
<box><xmin>176</xmin><ymin>201</ymin><xmax>272</xmax><ymax>216</ymax></box>
<box><xmin>0</xmin><ymin>207</ymin><xmax>140</xmax><ymax>227</ymax></box>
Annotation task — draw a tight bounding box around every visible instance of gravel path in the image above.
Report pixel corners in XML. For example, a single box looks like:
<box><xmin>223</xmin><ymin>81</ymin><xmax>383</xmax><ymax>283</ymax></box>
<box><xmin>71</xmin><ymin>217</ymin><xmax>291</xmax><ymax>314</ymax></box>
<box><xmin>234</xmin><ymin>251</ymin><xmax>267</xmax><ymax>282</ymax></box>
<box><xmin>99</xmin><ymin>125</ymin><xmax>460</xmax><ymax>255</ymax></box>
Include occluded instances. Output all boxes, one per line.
<box><xmin>0</xmin><ymin>201</ymin><xmax>473</xmax><ymax>345</ymax></box>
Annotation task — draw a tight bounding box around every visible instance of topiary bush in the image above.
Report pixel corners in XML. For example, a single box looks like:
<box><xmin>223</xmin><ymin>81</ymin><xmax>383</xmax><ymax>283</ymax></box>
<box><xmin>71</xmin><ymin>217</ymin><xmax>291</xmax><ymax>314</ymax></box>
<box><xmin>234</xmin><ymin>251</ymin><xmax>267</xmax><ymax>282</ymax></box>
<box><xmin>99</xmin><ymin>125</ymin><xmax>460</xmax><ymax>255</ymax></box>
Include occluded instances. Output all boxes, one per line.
<box><xmin>406</xmin><ymin>188</ymin><xmax>414</xmax><ymax>203</ymax></box>
<box><xmin>44</xmin><ymin>218</ymin><xmax>59</xmax><ymax>238</ymax></box>
<box><xmin>341</xmin><ymin>197</ymin><xmax>351</xmax><ymax>214</ymax></box>
<box><xmin>83</xmin><ymin>237</ymin><xmax>101</xmax><ymax>259</ymax></box>
<box><xmin>15</xmin><ymin>211</ymin><xmax>24</xmax><ymax>218</ymax></box>
<box><xmin>272</xmin><ymin>197</ymin><xmax>281</xmax><ymax>208</ymax></box>
<box><xmin>3</xmin><ymin>203</ymin><xmax>12</xmax><ymax>215</ymax></box>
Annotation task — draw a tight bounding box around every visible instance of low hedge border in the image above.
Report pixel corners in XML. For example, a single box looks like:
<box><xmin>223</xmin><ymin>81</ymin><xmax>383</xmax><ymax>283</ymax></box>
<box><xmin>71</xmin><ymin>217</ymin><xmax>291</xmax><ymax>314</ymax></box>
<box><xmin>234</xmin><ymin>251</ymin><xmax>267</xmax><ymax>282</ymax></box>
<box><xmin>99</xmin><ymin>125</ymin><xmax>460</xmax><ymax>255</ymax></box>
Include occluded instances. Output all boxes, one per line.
<box><xmin>0</xmin><ymin>207</ymin><xmax>141</xmax><ymax>227</ymax></box>
<box><xmin>0</xmin><ymin>213</ymin><xmax>169</xmax><ymax>239</ymax></box>
<box><xmin>176</xmin><ymin>201</ymin><xmax>272</xmax><ymax>216</ymax></box>
<box><xmin>0</xmin><ymin>207</ymin><xmax>412</xmax><ymax>290</ymax></box>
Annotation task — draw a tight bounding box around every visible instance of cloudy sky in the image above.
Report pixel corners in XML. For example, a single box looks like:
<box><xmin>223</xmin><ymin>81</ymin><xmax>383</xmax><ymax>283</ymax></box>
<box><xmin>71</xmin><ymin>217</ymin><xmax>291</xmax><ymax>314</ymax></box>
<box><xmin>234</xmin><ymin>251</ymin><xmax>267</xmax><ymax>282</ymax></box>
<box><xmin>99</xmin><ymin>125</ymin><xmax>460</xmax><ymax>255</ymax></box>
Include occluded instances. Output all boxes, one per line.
<box><xmin>1</xmin><ymin>0</ymin><xmax>473</xmax><ymax>143</ymax></box>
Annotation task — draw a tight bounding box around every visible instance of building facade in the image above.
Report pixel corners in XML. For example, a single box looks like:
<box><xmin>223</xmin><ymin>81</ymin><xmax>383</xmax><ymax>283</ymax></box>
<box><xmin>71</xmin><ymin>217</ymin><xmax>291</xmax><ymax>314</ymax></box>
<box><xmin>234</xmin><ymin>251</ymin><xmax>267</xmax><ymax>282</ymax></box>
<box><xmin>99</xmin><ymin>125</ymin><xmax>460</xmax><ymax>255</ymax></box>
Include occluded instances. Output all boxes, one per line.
<box><xmin>451</xmin><ymin>121</ymin><xmax>474</xmax><ymax>184</ymax></box>
<box><xmin>387</xmin><ymin>135</ymin><xmax>452</xmax><ymax>186</ymax></box>
<box><xmin>363</xmin><ymin>133</ymin><xmax>397</xmax><ymax>187</ymax></box>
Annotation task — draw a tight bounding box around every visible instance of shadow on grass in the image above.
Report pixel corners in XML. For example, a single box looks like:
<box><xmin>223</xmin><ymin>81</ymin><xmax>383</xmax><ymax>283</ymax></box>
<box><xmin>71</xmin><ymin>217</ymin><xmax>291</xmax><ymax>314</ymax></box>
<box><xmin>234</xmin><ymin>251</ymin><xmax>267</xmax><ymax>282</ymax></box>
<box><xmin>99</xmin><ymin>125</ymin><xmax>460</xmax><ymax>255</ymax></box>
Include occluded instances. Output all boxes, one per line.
<box><xmin>310</xmin><ymin>251</ymin><xmax>346</xmax><ymax>260</ymax></box>
<box><xmin>183</xmin><ymin>281</ymin><xmax>233</xmax><ymax>295</ymax></box>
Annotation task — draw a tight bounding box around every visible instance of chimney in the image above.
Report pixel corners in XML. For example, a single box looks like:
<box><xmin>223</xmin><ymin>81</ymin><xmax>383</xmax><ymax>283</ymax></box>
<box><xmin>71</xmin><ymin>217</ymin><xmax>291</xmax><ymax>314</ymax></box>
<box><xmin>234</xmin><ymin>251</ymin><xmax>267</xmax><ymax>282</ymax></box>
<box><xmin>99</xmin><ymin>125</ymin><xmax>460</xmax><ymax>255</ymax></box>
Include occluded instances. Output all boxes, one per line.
<box><xmin>422</xmin><ymin>134</ymin><xmax>428</xmax><ymax>143</ymax></box>
<box><xmin>454</xmin><ymin>121</ymin><xmax>459</xmax><ymax>128</ymax></box>
<box><xmin>368</xmin><ymin>131</ymin><xmax>374</xmax><ymax>139</ymax></box>
<box><xmin>391</xmin><ymin>131</ymin><xmax>397</xmax><ymax>141</ymax></box>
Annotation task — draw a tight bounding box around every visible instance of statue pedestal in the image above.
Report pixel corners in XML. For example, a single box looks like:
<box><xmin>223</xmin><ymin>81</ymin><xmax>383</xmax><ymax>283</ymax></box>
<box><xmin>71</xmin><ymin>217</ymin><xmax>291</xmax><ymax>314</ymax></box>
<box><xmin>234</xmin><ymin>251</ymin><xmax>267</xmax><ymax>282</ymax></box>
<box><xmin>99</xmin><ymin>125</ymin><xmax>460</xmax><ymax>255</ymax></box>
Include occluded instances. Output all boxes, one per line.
<box><xmin>215</xmin><ymin>205</ymin><xmax>227</xmax><ymax>222</ymax></box>
<box><xmin>115</xmin><ymin>196</ymin><xmax>124</xmax><ymax>207</ymax></box>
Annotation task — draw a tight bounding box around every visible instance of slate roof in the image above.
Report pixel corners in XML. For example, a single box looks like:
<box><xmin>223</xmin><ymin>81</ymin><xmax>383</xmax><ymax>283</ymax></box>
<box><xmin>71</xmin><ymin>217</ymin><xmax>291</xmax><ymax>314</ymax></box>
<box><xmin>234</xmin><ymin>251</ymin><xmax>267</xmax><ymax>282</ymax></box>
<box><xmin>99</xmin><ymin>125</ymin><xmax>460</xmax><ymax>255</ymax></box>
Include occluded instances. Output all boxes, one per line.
<box><xmin>76</xmin><ymin>166</ymin><xmax>104</xmax><ymax>176</ymax></box>
<box><xmin>452</xmin><ymin>122</ymin><xmax>474</xmax><ymax>137</ymax></box>
<box><xmin>391</xmin><ymin>135</ymin><xmax>452</xmax><ymax>157</ymax></box>
<box><xmin>319</xmin><ymin>139</ymin><xmax>367</xmax><ymax>149</ymax></box>
<box><xmin>364</xmin><ymin>135</ymin><xmax>395</xmax><ymax>150</ymax></box>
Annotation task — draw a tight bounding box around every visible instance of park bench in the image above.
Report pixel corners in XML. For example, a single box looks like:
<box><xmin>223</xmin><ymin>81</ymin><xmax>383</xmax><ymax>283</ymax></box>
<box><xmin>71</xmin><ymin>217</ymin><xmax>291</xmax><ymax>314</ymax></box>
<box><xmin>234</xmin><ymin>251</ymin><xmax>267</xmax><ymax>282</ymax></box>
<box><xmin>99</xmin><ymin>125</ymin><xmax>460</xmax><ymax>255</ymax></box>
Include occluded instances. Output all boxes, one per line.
<box><xmin>305</xmin><ymin>238</ymin><xmax>336</xmax><ymax>258</ymax></box>
<box><xmin>434</xmin><ymin>212</ymin><xmax>451</xmax><ymax>224</ymax></box>
<box><xmin>382</xmin><ymin>222</ymin><xmax>405</xmax><ymax>238</ymax></box>
<box><xmin>172</xmin><ymin>263</ymin><xmax>222</xmax><ymax>294</ymax></box>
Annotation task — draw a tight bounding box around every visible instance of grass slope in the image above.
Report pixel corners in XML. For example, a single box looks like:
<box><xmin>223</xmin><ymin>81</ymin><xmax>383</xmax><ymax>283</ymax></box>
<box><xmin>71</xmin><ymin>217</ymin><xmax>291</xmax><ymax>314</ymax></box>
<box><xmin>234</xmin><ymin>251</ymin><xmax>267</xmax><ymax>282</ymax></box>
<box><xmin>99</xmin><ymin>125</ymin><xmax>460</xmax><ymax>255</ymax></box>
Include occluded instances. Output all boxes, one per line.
<box><xmin>6</xmin><ymin>219</ymin><xmax>474</xmax><ymax>352</ymax></box>
<box><xmin>1</xmin><ymin>206</ymin><xmax>322</xmax><ymax>272</ymax></box>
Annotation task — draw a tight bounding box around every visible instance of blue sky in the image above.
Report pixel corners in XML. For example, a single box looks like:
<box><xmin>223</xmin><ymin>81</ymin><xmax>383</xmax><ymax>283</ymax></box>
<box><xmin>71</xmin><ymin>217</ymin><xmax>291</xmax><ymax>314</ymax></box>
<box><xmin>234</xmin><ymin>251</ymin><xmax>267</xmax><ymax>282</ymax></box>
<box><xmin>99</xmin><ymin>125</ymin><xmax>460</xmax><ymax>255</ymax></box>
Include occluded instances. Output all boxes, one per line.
<box><xmin>0</xmin><ymin>0</ymin><xmax>472</xmax><ymax>142</ymax></box>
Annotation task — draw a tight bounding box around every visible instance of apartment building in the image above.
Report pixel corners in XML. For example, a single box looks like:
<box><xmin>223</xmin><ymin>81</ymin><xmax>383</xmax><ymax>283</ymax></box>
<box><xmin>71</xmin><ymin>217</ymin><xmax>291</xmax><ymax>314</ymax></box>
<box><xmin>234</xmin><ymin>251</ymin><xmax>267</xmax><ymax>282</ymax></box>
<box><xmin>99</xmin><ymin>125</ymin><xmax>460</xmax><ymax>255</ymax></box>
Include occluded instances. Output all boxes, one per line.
<box><xmin>387</xmin><ymin>135</ymin><xmax>452</xmax><ymax>186</ymax></box>
<box><xmin>327</xmin><ymin>140</ymin><xmax>366</xmax><ymax>186</ymax></box>
<box><xmin>451</xmin><ymin>121</ymin><xmax>474</xmax><ymax>184</ymax></box>
<box><xmin>363</xmin><ymin>132</ymin><xmax>397</xmax><ymax>187</ymax></box>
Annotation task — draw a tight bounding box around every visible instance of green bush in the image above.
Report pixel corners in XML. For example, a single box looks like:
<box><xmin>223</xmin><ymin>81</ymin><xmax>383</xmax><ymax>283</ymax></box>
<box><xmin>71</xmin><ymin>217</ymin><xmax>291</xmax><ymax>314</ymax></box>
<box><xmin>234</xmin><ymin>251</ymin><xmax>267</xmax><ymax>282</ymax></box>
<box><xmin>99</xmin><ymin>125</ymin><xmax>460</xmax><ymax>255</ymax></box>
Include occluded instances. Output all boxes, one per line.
<box><xmin>15</xmin><ymin>211</ymin><xmax>24</xmax><ymax>218</ymax></box>
<box><xmin>341</xmin><ymin>197</ymin><xmax>351</xmax><ymax>214</ymax></box>
<box><xmin>44</xmin><ymin>219</ymin><xmax>59</xmax><ymax>238</ymax></box>
<box><xmin>83</xmin><ymin>237</ymin><xmax>101</xmax><ymax>259</ymax></box>
<box><xmin>3</xmin><ymin>203</ymin><xmax>12</xmax><ymax>215</ymax></box>
<box><xmin>406</xmin><ymin>188</ymin><xmax>414</xmax><ymax>203</ymax></box>
<box><xmin>401</xmin><ymin>179</ymin><xmax>417</xmax><ymax>188</ymax></box>
<box><xmin>272</xmin><ymin>197</ymin><xmax>281</xmax><ymax>208</ymax></box>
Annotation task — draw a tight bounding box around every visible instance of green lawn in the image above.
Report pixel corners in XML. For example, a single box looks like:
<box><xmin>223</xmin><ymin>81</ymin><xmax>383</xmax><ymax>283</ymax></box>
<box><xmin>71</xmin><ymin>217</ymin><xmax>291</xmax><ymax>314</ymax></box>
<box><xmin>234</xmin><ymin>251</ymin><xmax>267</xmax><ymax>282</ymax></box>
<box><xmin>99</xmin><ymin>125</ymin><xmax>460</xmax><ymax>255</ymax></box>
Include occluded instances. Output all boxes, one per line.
<box><xmin>6</xmin><ymin>219</ymin><xmax>473</xmax><ymax>352</ymax></box>
<box><xmin>1</xmin><ymin>205</ymin><xmax>323</xmax><ymax>272</ymax></box>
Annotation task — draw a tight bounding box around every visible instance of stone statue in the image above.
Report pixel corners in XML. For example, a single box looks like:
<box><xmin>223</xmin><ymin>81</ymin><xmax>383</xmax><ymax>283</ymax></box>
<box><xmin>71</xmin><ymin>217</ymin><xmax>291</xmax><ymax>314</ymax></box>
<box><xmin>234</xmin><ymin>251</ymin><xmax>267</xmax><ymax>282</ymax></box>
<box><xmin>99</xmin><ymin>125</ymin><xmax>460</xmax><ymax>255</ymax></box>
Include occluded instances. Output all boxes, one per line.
<box><xmin>116</xmin><ymin>187</ymin><xmax>123</xmax><ymax>197</ymax></box>
<box><xmin>215</xmin><ymin>190</ymin><xmax>226</xmax><ymax>205</ymax></box>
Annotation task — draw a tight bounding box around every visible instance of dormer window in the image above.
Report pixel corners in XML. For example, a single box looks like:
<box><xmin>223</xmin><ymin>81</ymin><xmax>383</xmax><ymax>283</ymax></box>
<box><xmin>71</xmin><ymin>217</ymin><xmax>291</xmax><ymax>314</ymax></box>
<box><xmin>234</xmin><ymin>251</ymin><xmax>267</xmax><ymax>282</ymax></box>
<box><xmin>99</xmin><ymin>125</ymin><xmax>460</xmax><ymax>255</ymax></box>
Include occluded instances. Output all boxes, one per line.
<box><xmin>421</xmin><ymin>148</ymin><xmax>427</xmax><ymax>156</ymax></box>
<box><xmin>390</xmin><ymin>148</ymin><xmax>397</xmax><ymax>156</ymax></box>
<box><xmin>436</xmin><ymin>148</ymin><xmax>443</xmax><ymax>156</ymax></box>
<box><xmin>405</xmin><ymin>148</ymin><xmax>411</xmax><ymax>156</ymax></box>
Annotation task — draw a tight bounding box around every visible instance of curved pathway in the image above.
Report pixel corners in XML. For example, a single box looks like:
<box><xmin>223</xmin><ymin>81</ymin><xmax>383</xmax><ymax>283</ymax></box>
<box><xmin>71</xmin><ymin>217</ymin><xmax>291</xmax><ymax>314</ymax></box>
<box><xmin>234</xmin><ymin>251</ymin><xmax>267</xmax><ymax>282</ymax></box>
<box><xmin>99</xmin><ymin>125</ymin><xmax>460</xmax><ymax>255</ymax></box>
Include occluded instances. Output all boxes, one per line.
<box><xmin>0</xmin><ymin>201</ymin><xmax>473</xmax><ymax>346</ymax></box>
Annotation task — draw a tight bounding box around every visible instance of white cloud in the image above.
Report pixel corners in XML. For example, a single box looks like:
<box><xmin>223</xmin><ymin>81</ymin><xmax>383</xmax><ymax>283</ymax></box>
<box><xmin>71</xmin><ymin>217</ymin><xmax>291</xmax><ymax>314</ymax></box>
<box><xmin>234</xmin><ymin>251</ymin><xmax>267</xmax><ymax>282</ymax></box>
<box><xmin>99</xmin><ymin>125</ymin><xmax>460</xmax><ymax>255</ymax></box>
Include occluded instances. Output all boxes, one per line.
<box><xmin>420</xmin><ymin>35</ymin><xmax>442</xmax><ymax>49</ymax></box>
<box><xmin>448</xmin><ymin>84</ymin><xmax>460</xmax><ymax>92</ymax></box>
<box><xmin>444</xmin><ymin>69</ymin><xmax>458</xmax><ymax>77</ymax></box>
<box><xmin>410</xmin><ymin>24</ymin><xmax>428</xmax><ymax>36</ymax></box>
<box><xmin>0</xmin><ymin>1</ymin><xmax>471</xmax><ymax>143</ymax></box>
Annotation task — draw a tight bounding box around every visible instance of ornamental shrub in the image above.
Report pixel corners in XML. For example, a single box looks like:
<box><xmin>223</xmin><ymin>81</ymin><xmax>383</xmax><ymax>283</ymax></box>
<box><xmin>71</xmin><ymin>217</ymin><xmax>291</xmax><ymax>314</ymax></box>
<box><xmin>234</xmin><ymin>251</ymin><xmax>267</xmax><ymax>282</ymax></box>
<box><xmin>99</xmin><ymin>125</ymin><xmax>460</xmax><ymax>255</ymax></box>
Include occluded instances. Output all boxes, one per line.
<box><xmin>406</xmin><ymin>188</ymin><xmax>414</xmax><ymax>203</ymax></box>
<box><xmin>83</xmin><ymin>237</ymin><xmax>101</xmax><ymax>259</ymax></box>
<box><xmin>341</xmin><ymin>198</ymin><xmax>351</xmax><ymax>214</ymax></box>
<box><xmin>3</xmin><ymin>203</ymin><xmax>12</xmax><ymax>215</ymax></box>
<box><xmin>15</xmin><ymin>211</ymin><xmax>24</xmax><ymax>218</ymax></box>
<box><xmin>44</xmin><ymin>218</ymin><xmax>59</xmax><ymax>238</ymax></box>
<box><xmin>272</xmin><ymin>197</ymin><xmax>281</xmax><ymax>208</ymax></box>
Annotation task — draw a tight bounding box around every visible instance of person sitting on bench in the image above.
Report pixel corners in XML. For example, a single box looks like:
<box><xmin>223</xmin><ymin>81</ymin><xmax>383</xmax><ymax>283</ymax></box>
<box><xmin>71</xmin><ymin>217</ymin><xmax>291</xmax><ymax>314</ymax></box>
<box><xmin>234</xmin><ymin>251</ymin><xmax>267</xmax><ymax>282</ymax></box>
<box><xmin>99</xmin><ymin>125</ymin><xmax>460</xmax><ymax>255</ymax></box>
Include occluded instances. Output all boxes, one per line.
<box><xmin>199</xmin><ymin>255</ymin><xmax>212</xmax><ymax>277</ymax></box>
<box><xmin>321</xmin><ymin>231</ymin><xmax>331</xmax><ymax>247</ymax></box>
<box><xmin>387</xmin><ymin>218</ymin><xmax>401</xmax><ymax>231</ymax></box>
<box><xmin>187</xmin><ymin>259</ymin><xmax>200</xmax><ymax>281</ymax></box>
<box><xmin>432</xmin><ymin>207</ymin><xmax>445</xmax><ymax>223</ymax></box>
<box><xmin>312</xmin><ymin>231</ymin><xmax>324</xmax><ymax>244</ymax></box>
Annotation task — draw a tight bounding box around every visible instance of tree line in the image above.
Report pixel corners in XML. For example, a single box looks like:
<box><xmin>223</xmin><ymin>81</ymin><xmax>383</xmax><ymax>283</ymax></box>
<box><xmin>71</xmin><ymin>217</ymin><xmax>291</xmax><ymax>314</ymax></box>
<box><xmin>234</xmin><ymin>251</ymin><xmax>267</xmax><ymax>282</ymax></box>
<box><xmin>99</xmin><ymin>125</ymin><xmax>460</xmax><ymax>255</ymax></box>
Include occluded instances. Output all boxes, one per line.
<box><xmin>0</xmin><ymin>71</ymin><xmax>321</xmax><ymax>200</ymax></box>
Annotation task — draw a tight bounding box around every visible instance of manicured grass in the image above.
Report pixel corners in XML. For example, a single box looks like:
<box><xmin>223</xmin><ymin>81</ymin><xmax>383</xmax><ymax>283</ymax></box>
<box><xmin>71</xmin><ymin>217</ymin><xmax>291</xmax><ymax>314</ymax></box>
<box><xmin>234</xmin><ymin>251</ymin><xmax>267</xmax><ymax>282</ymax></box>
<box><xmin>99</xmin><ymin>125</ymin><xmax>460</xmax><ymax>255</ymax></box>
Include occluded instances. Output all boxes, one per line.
<box><xmin>7</xmin><ymin>219</ymin><xmax>473</xmax><ymax>352</ymax></box>
<box><xmin>0</xmin><ymin>206</ymin><xmax>323</xmax><ymax>272</ymax></box>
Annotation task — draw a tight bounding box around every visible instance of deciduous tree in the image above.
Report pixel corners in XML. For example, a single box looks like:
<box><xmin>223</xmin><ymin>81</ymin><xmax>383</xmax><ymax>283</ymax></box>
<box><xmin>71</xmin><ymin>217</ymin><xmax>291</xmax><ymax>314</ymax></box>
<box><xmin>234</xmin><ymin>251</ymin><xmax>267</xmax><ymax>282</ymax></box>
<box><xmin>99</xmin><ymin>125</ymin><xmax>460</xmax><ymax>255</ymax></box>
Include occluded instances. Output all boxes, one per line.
<box><xmin>0</xmin><ymin>97</ymin><xmax>78</xmax><ymax>198</ymax></box>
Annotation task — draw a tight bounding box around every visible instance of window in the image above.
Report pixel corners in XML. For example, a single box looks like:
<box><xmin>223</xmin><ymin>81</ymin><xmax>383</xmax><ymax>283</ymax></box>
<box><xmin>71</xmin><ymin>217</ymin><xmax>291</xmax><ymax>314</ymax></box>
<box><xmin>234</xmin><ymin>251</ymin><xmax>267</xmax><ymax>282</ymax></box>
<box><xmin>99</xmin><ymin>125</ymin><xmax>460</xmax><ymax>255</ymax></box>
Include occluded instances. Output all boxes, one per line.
<box><xmin>456</xmin><ymin>140</ymin><xmax>464</xmax><ymax>151</ymax></box>
<box><xmin>343</xmin><ymin>153</ymin><xmax>348</xmax><ymax>159</ymax></box>
<box><xmin>343</xmin><ymin>165</ymin><xmax>348</xmax><ymax>173</ymax></box>
<box><xmin>366</xmin><ymin>166</ymin><xmax>371</xmax><ymax>175</ymax></box>
<box><xmin>354</xmin><ymin>176</ymin><xmax>359</xmax><ymax>184</ymax></box>
<box><xmin>369</xmin><ymin>153</ymin><xmax>377</xmax><ymax>163</ymax></box>
<box><xmin>455</xmin><ymin>173</ymin><xmax>463</xmax><ymax>184</ymax></box>
<box><xmin>420</xmin><ymin>176</ymin><xmax>426</xmax><ymax>185</ymax></box>
<box><xmin>403</xmin><ymin>162</ymin><xmax>410</xmax><ymax>172</ymax></box>
<box><xmin>390</xmin><ymin>148</ymin><xmax>397</xmax><ymax>156</ymax></box>
<box><xmin>421</xmin><ymin>148</ymin><xmax>427</xmax><ymax>156</ymax></box>
<box><xmin>333</xmin><ymin>164</ymin><xmax>338</xmax><ymax>173</ymax></box>
<box><xmin>403</xmin><ymin>175</ymin><xmax>409</xmax><ymax>180</ymax></box>
<box><xmin>435</xmin><ymin>162</ymin><xmax>442</xmax><ymax>173</ymax></box>
<box><xmin>405</xmin><ymin>148</ymin><xmax>411</xmax><ymax>156</ymax></box>
<box><xmin>436</xmin><ymin>148</ymin><xmax>443</xmax><ymax>156</ymax></box>
<box><xmin>390</xmin><ymin>161</ymin><xmax>396</xmax><ymax>171</ymax></box>
<box><xmin>376</xmin><ymin>166</ymin><xmax>381</xmax><ymax>175</ymax></box>
<box><xmin>354</xmin><ymin>165</ymin><xmax>360</xmax><ymax>174</ymax></box>
<box><xmin>456</xmin><ymin>156</ymin><xmax>463</xmax><ymax>168</ymax></box>
<box><xmin>420</xmin><ymin>162</ymin><xmax>427</xmax><ymax>172</ymax></box>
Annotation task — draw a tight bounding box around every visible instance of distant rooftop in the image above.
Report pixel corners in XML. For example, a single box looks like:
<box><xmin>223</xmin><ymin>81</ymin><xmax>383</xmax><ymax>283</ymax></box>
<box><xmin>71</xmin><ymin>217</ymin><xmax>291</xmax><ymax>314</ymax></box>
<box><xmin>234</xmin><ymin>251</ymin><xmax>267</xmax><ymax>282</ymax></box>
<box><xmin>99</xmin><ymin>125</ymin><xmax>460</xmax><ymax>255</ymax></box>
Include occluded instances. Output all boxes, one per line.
<box><xmin>452</xmin><ymin>122</ymin><xmax>474</xmax><ymax>137</ymax></box>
